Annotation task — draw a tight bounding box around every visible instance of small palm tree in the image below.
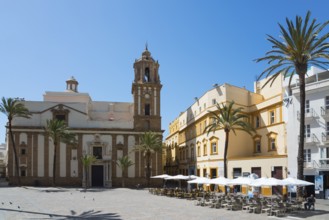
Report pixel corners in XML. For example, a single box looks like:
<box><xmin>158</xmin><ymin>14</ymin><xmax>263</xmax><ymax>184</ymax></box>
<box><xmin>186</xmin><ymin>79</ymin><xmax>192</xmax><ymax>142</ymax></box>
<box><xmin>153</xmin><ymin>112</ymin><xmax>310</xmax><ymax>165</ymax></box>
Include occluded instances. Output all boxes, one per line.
<box><xmin>204</xmin><ymin>101</ymin><xmax>254</xmax><ymax>194</ymax></box>
<box><xmin>0</xmin><ymin>97</ymin><xmax>31</xmax><ymax>186</ymax></box>
<box><xmin>81</xmin><ymin>154</ymin><xmax>97</xmax><ymax>189</ymax></box>
<box><xmin>255</xmin><ymin>11</ymin><xmax>329</xmax><ymax>197</ymax></box>
<box><xmin>116</xmin><ymin>155</ymin><xmax>134</xmax><ymax>187</ymax></box>
<box><xmin>44</xmin><ymin>119</ymin><xmax>76</xmax><ymax>186</ymax></box>
<box><xmin>135</xmin><ymin>131</ymin><xmax>162</xmax><ymax>187</ymax></box>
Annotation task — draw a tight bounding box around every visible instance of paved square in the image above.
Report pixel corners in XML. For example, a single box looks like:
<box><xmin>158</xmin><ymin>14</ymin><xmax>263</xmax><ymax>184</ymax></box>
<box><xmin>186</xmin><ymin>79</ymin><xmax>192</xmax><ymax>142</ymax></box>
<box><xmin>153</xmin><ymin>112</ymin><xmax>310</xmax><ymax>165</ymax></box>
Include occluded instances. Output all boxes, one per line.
<box><xmin>0</xmin><ymin>187</ymin><xmax>329</xmax><ymax>219</ymax></box>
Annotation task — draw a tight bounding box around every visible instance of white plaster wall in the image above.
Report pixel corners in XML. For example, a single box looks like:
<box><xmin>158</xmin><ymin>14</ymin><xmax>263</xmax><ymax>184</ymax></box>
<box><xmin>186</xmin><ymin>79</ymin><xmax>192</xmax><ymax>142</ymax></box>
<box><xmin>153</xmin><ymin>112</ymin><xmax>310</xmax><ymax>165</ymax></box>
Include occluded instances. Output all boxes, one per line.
<box><xmin>102</xmin><ymin>135</ymin><xmax>112</xmax><ymax>155</ymax></box>
<box><xmin>82</xmin><ymin>135</ymin><xmax>94</xmax><ymax>155</ymax></box>
<box><xmin>128</xmin><ymin>135</ymin><xmax>135</xmax><ymax>177</ymax></box>
<box><xmin>37</xmin><ymin>134</ymin><xmax>44</xmax><ymax>177</ymax></box>
<box><xmin>116</xmin><ymin>135</ymin><xmax>124</xmax><ymax>145</ymax></box>
<box><xmin>60</xmin><ymin>142</ymin><xmax>66</xmax><ymax>177</ymax></box>
<box><xmin>116</xmin><ymin>150</ymin><xmax>123</xmax><ymax>177</ymax></box>
<box><xmin>71</xmin><ymin>149</ymin><xmax>78</xmax><ymax>177</ymax></box>
<box><xmin>48</xmin><ymin>141</ymin><xmax>54</xmax><ymax>177</ymax></box>
<box><xmin>286</xmin><ymin>70</ymin><xmax>329</xmax><ymax>178</ymax></box>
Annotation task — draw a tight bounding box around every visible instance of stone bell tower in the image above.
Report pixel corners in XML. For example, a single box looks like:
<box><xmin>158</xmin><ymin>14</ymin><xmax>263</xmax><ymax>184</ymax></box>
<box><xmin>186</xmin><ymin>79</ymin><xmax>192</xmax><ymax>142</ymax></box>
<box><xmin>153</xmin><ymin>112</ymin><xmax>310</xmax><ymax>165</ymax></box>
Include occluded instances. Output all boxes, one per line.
<box><xmin>132</xmin><ymin>46</ymin><xmax>162</xmax><ymax>131</ymax></box>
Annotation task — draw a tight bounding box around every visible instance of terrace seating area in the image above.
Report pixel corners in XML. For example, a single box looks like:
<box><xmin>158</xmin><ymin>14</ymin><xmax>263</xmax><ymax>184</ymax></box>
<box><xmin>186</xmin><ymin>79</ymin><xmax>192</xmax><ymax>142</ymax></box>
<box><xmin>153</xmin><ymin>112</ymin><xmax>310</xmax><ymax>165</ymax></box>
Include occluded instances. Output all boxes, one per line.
<box><xmin>149</xmin><ymin>188</ymin><xmax>306</xmax><ymax>217</ymax></box>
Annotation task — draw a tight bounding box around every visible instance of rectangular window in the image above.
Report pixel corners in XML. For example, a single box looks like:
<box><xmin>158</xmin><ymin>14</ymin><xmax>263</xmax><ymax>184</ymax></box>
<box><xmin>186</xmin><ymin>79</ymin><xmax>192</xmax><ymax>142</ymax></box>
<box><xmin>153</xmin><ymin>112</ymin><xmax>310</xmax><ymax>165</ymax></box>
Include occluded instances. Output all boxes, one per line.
<box><xmin>326</xmin><ymin>96</ymin><xmax>329</xmax><ymax>110</ymax></box>
<box><xmin>304</xmin><ymin>149</ymin><xmax>311</xmax><ymax>162</ymax></box>
<box><xmin>210</xmin><ymin>168</ymin><xmax>217</xmax><ymax>178</ymax></box>
<box><xmin>305</xmin><ymin>100</ymin><xmax>310</xmax><ymax>113</ymax></box>
<box><xmin>197</xmin><ymin>146</ymin><xmax>201</xmax><ymax>157</ymax></box>
<box><xmin>212</xmin><ymin>99</ymin><xmax>216</xmax><ymax>105</ymax></box>
<box><xmin>255</xmin><ymin>140</ymin><xmax>261</xmax><ymax>153</ymax></box>
<box><xmin>305</xmin><ymin>124</ymin><xmax>311</xmax><ymax>138</ymax></box>
<box><xmin>55</xmin><ymin>114</ymin><xmax>66</xmax><ymax>121</ymax></box>
<box><xmin>204</xmin><ymin>103</ymin><xmax>206</xmax><ymax>110</ymax></box>
<box><xmin>21</xmin><ymin>148</ymin><xmax>26</xmax><ymax>155</ymax></box>
<box><xmin>270</xmin><ymin>111</ymin><xmax>275</xmax><ymax>124</ymax></box>
<box><xmin>233</xmin><ymin>168</ymin><xmax>242</xmax><ymax>178</ymax></box>
<box><xmin>327</xmin><ymin>122</ymin><xmax>329</xmax><ymax>136</ymax></box>
<box><xmin>270</xmin><ymin>139</ymin><xmax>276</xmax><ymax>150</ymax></box>
<box><xmin>211</xmin><ymin>142</ymin><xmax>217</xmax><ymax>154</ymax></box>
<box><xmin>145</xmin><ymin>104</ymin><xmax>150</xmax><ymax>116</ymax></box>
<box><xmin>20</xmin><ymin>170</ymin><xmax>26</xmax><ymax>177</ymax></box>
<box><xmin>197</xmin><ymin>169</ymin><xmax>200</xmax><ymax>177</ymax></box>
<box><xmin>203</xmin><ymin>144</ymin><xmax>207</xmax><ymax>156</ymax></box>
<box><xmin>191</xmin><ymin>147</ymin><xmax>194</xmax><ymax>159</ymax></box>
<box><xmin>93</xmin><ymin>146</ymin><xmax>102</xmax><ymax>159</ymax></box>
<box><xmin>255</xmin><ymin>116</ymin><xmax>260</xmax><ymax>128</ymax></box>
<box><xmin>251</xmin><ymin>167</ymin><xmax>261</xmax><ymax>178</ymax></box>
<box><xmin>203</xmin><ymin>168</ymin><xmax>207</xmax><ymax>177</ymax></box>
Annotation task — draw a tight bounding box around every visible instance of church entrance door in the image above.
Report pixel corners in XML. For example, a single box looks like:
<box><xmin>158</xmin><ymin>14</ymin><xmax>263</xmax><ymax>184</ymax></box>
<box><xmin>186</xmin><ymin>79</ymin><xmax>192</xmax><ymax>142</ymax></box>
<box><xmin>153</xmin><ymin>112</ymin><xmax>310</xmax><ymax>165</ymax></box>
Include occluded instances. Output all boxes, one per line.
<box><xmin>91</xmin><ymin>165</ymin><xmax>104</xmax><ymax>187</ymax></box>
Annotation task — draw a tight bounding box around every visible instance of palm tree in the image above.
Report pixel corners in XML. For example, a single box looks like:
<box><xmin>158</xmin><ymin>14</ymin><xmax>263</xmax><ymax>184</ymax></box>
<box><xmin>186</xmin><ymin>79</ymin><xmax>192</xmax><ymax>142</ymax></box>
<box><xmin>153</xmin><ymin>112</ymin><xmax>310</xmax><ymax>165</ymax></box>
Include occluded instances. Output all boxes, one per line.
<box><xmin>255</xmin><ymin>11</ymin><xmax>329</xmax><ymax>197</ymax></box>
<box><xmin>135</xmin><ymin>131</ymin><xmax>162</xmax><ymax>187</ymax></box>
<box><xmin>204</xmin><ymin>101</ymin><xmax>254</xmax><ymax>194</ymax></box>
<box><xmin>0</xmin><ymin>97</ymin><xmax>31</xmax><ymax>186</ymax></box>
<box><xmin>44</xmin><ymin>119</ymin><xmax>76</xmax><ymax>186</ymax></box>
<box><xmin>116</xmin><ymin>155</ymin><xmax>134</xmax><ymax>187</ymax></box>
<box><xmin>81</xmin><ymin>154</ymin><xmax>97</xmax><ymax>189</ymax></box>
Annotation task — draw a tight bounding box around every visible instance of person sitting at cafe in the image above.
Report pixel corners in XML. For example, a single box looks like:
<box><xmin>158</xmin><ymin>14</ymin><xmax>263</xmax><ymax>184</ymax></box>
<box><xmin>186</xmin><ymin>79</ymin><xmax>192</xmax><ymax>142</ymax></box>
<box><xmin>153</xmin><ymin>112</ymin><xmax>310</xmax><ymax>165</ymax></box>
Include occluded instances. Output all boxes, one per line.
<box><xmin>304</xmin><ymin>194</ymin><xmax>315</xmax><ymax>210</ymax></box>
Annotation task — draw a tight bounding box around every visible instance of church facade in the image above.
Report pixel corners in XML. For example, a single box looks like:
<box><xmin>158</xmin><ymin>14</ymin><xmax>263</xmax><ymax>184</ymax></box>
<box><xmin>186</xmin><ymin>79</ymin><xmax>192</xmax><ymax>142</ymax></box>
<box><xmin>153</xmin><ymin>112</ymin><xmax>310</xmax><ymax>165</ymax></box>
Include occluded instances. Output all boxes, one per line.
<box><xmin>7</xmin><ymin>48</ymin><xmax>163</xmax><ymax>187</ymax></box>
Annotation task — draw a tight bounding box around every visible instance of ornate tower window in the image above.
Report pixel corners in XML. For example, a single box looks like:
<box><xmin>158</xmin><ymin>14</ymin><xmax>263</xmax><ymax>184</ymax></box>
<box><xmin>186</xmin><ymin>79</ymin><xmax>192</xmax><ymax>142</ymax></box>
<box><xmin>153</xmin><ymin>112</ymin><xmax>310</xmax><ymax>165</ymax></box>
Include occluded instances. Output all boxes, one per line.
<box><xmin>52</xmin><ymin>104</ymin><xmax>70</xmax><ymax>124</ymax></box>
<box><xmin>144</xmin><ymin>67</ymin><xmax>150</xmax><ymax>82</ymax></box>
<box><xmin>145</xmin><ymin>104</ymin><xmax>150</xmax><ymax>116</ymax></box>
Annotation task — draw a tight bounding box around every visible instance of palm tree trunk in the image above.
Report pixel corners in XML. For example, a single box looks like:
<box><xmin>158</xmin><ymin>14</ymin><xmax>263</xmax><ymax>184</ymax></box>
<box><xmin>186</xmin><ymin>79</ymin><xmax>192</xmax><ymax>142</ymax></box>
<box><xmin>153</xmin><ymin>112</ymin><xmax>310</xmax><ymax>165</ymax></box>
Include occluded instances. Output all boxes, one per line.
<box><xmin>297</xmin><ymin>74</ymin><xmax>306</xmax><ymax>198</ymax></box>
<box><xmin>224</xmin><ymin>130</ymin><xmax>229</xmax><ymax>195</ymax></box>
<box><xmin>8</xmin><ymin>121</ymin><xmax>21</xmax><ymax>186</ymax></box>
<box><xmin>53</xmin><ymin>141</ymin><xmax>57</xmax><ymax>186</ymax></box>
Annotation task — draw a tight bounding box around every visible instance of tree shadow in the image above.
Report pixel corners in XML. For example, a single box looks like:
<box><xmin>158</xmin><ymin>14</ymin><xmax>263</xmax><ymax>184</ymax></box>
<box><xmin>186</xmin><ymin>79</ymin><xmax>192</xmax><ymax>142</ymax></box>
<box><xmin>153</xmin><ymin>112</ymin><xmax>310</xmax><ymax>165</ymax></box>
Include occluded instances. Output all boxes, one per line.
<box><xmin>0</xmin><ymin>208</ymin><xmax>122</xmax><ymax>220</ymax></box>
<box><xmin>287</xmin><ymin>209</ymin><xmax>329</xmax><ymax>218</ymax></box>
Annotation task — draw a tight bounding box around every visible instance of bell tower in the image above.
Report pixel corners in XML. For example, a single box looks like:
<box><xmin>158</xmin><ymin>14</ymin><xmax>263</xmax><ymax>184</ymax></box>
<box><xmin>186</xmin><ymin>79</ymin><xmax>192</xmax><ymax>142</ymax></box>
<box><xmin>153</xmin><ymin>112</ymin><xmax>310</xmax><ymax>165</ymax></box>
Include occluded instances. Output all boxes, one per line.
<box><xmin>132</xmin><ymin>46</ymin><xmax>162</xmax><ymax>131</ymax></box>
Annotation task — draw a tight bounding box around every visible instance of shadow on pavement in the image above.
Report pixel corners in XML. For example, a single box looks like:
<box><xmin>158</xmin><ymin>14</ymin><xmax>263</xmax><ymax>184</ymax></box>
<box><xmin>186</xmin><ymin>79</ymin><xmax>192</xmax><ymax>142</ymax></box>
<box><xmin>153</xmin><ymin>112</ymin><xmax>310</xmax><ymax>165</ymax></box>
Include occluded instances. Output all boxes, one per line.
<box><xmin>0</xmin><ymin>208</ymin><xmax>122</xmax><ymax>219</ymax></box>
<box><xmin>288</xmin><ymin>209</ymin><xmax>329</xmax><ymax>219</ymax></box>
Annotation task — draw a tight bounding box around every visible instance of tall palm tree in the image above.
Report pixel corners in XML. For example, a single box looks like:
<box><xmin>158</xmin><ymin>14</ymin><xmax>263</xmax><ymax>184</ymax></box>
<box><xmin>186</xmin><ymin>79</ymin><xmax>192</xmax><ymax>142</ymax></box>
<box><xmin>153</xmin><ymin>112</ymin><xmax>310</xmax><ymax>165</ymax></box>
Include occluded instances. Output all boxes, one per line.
<box><xmin>255</xmin><ymin>11</ymin><xmax>329</xmax><ymax>197</ymax></box>
<box><xmin>135</xmin><ymin>131</ymin><xmax>162</xmax><ymax>187</ymax></box>
<box><xmin>44</xmin><ymin>119</ymin><xmax>76</xmax><ymax>186</ymax></box>
<box><xmin>204</xmin><ymin>101</ymin><xmax>254</xmax><ymax>194</ymax></box>
<box><xmin>81</xmin><ymin>154</ymin><xmax>97</xmax><ymax>189</ymax></box>
<box><xmin>0</xmin><ymin>97</ymin><xmax>31</xmax><ymax>186</ymax></box>
<box><xmin>116</xmin><ymin>155</ymin><xmax>134</xmax><ymax>187</ymax></box>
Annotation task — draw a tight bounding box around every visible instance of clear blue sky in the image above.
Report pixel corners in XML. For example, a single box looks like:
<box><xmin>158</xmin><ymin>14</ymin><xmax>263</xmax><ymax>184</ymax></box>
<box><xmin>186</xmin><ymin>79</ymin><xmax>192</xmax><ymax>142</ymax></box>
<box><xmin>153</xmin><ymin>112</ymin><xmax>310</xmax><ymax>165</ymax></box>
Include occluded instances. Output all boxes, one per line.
<box><xmin>0</xmin><ymin>0</ymin><xmax>328</xmax><ymax>143</ymax></box>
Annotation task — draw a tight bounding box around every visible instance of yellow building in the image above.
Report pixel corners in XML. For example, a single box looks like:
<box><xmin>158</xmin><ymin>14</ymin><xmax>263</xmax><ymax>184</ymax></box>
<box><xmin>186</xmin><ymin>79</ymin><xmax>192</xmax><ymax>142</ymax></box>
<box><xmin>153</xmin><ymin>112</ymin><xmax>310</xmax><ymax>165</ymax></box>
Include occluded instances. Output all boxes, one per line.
<box><xmin>165</xmin><ymin>75</ymin><xmax>287</xmax><ymax>194</ymax></box>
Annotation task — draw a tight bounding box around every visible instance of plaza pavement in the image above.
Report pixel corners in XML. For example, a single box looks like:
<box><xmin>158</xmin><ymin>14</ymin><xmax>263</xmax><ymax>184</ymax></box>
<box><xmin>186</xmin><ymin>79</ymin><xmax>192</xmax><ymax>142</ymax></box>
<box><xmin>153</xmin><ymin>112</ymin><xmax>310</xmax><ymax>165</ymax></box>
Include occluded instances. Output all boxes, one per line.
<box><xmin>0</xmin><ymin>187</ymin><xmax>329</xmax><ymax>220</ymax></box>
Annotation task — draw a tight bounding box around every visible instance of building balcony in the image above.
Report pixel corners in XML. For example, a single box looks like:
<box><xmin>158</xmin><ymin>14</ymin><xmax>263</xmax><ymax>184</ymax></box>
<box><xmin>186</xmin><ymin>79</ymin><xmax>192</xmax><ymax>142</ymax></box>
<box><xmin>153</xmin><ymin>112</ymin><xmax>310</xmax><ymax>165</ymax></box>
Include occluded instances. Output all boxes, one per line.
<box><xmin>305</xmin><ymin>159</ymin><xmax>329</xmax><ymax>170</ymax></box>
<box><xmin>319</xmin><ymin>158</ymin><xmax>329</xmax><ymax>169</ymax></box>
<box><xmin>321</xmin><ymin>107</ymin><xmax>329</xmax><ymax>119</ymax></box>
<box><xmin>297</xmin><ymin>108</ymin><xmax>318</xmax><ymax>123</ymax></box>
<box><xmin>322</xmin><ymin>133</ymin><xmax>329</xmax><ymax>144</ymax></box>
<box><xmin>303</xmin><ymin>134</ymin><xmax>320</xmax><ymax>146</ymax></box>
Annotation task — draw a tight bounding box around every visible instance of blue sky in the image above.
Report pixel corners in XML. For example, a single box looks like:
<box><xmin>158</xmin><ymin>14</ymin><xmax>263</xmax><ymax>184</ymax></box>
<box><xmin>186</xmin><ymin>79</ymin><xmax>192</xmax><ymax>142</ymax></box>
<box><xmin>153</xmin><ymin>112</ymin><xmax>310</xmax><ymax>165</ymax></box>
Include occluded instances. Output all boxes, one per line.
<box><xmin>0</xmin><ymin>0</ymin><xmax>328</xmax><ymax>143</ymax></box>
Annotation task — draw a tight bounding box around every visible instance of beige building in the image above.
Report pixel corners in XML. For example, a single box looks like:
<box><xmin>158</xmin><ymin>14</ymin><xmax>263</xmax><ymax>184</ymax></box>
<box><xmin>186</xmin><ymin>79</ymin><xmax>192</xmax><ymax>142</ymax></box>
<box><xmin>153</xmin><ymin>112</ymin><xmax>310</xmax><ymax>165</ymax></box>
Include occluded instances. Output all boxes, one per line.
<box><xmin>6</xmin><ymin>48</ymin><xmax>163</xmax><ymax>187</ymax></box>
<box><xmin>165</xmin><ymin>75</ymin><xmax>287</xmax><ymax>193</ymax></box>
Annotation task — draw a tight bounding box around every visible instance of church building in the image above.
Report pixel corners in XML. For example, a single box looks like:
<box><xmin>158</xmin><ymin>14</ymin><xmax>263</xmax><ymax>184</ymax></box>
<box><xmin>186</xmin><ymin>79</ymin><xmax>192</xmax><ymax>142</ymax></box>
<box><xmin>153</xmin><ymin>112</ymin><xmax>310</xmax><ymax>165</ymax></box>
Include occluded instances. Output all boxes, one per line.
<box><xmin>7</xmin><ymin>47</ymin><xmax>163</xmax><ymax>187</ymax></box>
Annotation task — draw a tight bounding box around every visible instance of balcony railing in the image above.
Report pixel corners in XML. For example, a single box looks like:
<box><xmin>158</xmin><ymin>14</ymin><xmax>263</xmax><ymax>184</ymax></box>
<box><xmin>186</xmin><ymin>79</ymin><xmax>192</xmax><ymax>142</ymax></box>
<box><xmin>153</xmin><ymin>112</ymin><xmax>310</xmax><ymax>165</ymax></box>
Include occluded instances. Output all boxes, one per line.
<box><xmin>321</xmin><ymin>106</ymin><xmax>329</xmax><ymax>118</ymax></box>
<box><xmin>304</xmin><ymin>159</ymin><xmax>329</xmax><ymax>169</ymax></box>
<box><xmin>297</xmin><ymin>108</ymin><xmax>315</xmax><ymax>121</ymax></box>
<box><xmin>303</xmin><ymin>133</ymin><xmax>320</xmax><ymax>145</ymax></box>
<box><xmin>322</xmin><ymin>132</ymin><xmax>329</xmax><ymax>144</ymax></box>
<box><xmin>319</xmin><ymin>158</ymin><xmax>329</xmax><ymax>169</ymax></box>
